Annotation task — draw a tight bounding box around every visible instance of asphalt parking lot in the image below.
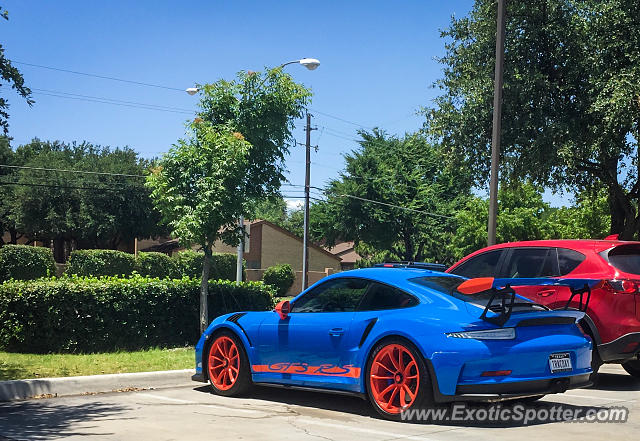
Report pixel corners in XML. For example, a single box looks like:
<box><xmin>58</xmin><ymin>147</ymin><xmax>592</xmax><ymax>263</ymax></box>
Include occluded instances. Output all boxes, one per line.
<box><xmin>0</xmin><ymin>364</ymin><xmax>638</xmax><ymax>441</ymax></box>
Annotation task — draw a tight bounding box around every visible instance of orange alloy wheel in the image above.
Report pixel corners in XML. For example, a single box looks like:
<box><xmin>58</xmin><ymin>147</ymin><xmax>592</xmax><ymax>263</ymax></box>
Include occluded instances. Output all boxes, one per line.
<box><xmin>369</xmin><ymin>343</ymin><xmax>420</xmax><ymax>414</ymax></box>
<box><xmin>208</xmin><ymin>336</ymin><xmax>241</xmax><ymax>391</ymax></box>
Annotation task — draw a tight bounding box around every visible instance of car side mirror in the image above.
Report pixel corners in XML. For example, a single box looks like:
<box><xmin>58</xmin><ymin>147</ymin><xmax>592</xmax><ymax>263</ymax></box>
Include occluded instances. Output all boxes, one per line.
<box><xmin>274</xmin><ymin>300</ymin><xmax>290</xmax><ymax>320</ymax></box>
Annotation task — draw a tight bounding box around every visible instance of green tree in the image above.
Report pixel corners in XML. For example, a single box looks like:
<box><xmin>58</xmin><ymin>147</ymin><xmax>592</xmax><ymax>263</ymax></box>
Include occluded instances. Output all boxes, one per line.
<box><xmin>252</xmin><ymin>196</ymin><xmax>287</xmax><ymax>225</ymax></box>
<box><xmin>547</xmin><ymin>186</ymin><xmax>610</xmax><ymax>240</ymax></box>
<box><xmin>425</xmin><ymin>0</ymin><xmax>640</xmax><ymax>240</ymax></box>
<box><xmin>0</xmin><ymin>136</ymin><xmax>21</xmax><ymax>244</ymax></box>
<box><xmin>317</xmin><ymin>131</ymin><xmax>471</xmax><ymax>264</ymax></box>
<box><xmin>8</xmin><ymin>139</ymin><xmax>162</xmax><ymax>261</ymax></box>
<box><xmin>196</xmin><ymin>69</ymin><xmax>311</xmax><ymax>204</ymax></box>
<box><xmin>147</xmin><ymin>121</ymin><xmax>253</xmax><ymax>332</ymax></box>
<box><xmin>452</xmin><ymin>182</ymin><xmax>557</xmax><ymax>259</ymax></box>
<box><xmin>0</xmin><ymin>6</ymin><xmax>33</xmax><ymax>134</ymax></box>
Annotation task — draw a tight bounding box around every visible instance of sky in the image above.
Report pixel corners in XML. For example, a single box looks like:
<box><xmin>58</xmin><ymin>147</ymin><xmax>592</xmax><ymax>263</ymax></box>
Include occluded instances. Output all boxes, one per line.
<box><xmin>3</xmin><ymin>0</ymin><xmax>567</xmax><ymax>209</ymax></box>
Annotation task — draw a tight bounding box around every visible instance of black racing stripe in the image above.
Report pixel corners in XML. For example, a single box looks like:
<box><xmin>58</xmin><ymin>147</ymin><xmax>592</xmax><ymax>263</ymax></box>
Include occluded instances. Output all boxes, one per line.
<box><xmin>226</xmin><ymin>312</ymin><xmax>252</xmax><ymax>346</ymax></box>
<box><xmin>359</xmin><ymin>318</ymin><xmax>378</xmax><ymax>347</ymax></box>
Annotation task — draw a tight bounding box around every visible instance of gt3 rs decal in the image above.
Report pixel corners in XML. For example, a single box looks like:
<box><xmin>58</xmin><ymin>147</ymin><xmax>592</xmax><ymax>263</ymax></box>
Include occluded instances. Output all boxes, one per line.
<box><xmin>252</xmin><ymin>363</ymin><xmax>361</xmax><ymax>378</ymax></box>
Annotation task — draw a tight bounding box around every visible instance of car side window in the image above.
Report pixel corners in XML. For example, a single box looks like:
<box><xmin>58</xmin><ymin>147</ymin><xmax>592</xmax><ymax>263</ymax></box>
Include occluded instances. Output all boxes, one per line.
<box><xmin>504</xmin><ymin>248</ymin><xmax>559</xmax><ymax>278</ymax></box>
<box><xmin>557</xmin><ymin>248</ymin><xmax>586</xmax><ymax>275</ymax></box>
<box><xmin>290</xmin><ymin>278</ymin><xmax>370</xmax><ymax>313</ymax></box>
<box><xmin>358</xmin><ymin>282</ymin><xmax>418</xmax><ymax>311</ymax></box>
<box><xmin>450</xmin><ymin>250</ymin><xmax>503</xmax><ymax>278</ymax></box>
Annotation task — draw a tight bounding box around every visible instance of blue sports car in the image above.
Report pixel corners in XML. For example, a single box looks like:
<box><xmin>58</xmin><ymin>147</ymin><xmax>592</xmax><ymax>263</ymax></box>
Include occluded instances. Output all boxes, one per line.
<box><xmin>192</xmin><ymin>264</ymin><xmax>595</xmax><ymax>420</ymax></box>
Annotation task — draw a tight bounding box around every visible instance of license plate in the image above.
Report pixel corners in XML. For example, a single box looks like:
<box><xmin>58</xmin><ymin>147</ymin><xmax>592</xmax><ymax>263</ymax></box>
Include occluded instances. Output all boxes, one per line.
<box><xmin>549</xmin><ymin>352</ymin><xmax>572</xmax><ymax>373</ymax></box>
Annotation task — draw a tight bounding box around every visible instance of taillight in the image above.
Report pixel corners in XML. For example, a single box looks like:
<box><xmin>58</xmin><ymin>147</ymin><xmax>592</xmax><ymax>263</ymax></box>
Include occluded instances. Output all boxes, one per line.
<box><xmin>602</xmin><ymin>279</ymin><xmax>639</xmax><ymax>294</ymax></box>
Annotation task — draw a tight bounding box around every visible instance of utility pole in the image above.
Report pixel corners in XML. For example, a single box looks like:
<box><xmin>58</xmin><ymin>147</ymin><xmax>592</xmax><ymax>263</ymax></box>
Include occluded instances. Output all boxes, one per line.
<box><xmin>236</xmin><ymin>215</ymin><xmax>244</xmax><ymax>283</ymax></box>
<box><xmin>488</xmin><ymin>0</ymin><xmax>506</xmax><ymax>246</ymax></box>
<box><xmin>302</xmin><ymin>112</ymin><xmax>315</xmax><ymax>290</ymax></box>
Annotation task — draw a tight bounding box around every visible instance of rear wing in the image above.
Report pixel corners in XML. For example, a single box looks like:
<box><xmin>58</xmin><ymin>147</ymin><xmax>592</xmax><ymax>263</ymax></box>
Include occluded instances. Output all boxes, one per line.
<box><xmin>458</xmin><ymin>277</ymin><xmax>602</xmax><ymax>327</ymax></box>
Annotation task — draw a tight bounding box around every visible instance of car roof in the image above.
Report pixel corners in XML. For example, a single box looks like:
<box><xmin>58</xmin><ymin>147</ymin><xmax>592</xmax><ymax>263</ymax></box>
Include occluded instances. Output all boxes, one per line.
<box><xmin>466</xmin><ymin>239</ymin><xmax>640</xmax><ymax>253</ymax></box>
<box><xmin>328</xmin><ymin>267</ymin><xmax>457</xmax><ymax>284</ymax></box>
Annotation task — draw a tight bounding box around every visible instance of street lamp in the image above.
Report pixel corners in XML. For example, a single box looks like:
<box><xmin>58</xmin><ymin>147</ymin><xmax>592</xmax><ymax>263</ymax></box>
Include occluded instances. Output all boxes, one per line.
<box><xmin>184</xmin><ymin>58</ymin><xmax>320</xmax><ymax>95</ymax></box>
<box><xmin>185</xmin><ymin>58</ymin><xmax>320</xmax><ymax>284</ymax></box>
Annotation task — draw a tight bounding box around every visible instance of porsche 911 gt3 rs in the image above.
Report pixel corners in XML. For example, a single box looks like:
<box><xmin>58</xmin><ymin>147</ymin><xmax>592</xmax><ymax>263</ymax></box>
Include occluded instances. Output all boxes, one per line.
<box><xmin>192</xmin><ymin>265</ymin><xmax>594</xmax><ymax>420</ymax></box>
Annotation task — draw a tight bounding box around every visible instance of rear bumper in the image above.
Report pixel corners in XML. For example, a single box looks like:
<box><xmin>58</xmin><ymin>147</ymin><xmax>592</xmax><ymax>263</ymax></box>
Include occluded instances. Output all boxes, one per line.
<box><xmin>444</xmin><ymin>374</ymin><xmax>591</xmax><ymax>402</ymax></box>
<box><xmin>598</xmin><ymin>332</ymin><xmax>640</xmax><ymax>362</ymax></box>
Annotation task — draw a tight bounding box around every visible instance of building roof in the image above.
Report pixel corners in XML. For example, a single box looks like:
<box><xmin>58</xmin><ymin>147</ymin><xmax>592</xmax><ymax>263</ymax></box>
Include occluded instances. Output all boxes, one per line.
<box><xmin>142</xmin><ymin>219</ymin><xmax>342</xmax><ymax>263</ymax></box>
<box><xmin>325</xmin><ymin>241</ymin><xmax>362</xmax><ymax>264</ymax></box>
<box><xmin>251</xmin><ymin>219</ymin><xmax>342</xmax><ymax>262</ymax></box>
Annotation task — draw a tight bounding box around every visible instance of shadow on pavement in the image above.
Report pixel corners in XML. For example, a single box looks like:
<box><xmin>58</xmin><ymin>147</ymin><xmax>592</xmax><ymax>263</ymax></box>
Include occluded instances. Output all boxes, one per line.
<box><xmin>193</xmin><ymin>384</ymin><xmax>374</xmax><ymax>417</ymax></box>
<box><xmin>589</xmin><ymin>370</ymin><xmax>640</xmax><ymax>392</ymax></box>
<box><xmin>0</xmin><ymin>399</ymin><xmax>128</xmax><ymax>439</ymax></box>
<box><xmin>193</xmin><ymin>384</ymin><xmax>623</xmax><ymax>428</ymax></box>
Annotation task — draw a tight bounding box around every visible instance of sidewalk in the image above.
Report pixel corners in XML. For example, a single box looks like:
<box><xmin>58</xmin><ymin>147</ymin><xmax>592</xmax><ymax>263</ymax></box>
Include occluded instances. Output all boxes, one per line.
<box><xmin>0</xmin><ymin>369</ymin><xmax>195</xmax><ymax>401</ymax></box>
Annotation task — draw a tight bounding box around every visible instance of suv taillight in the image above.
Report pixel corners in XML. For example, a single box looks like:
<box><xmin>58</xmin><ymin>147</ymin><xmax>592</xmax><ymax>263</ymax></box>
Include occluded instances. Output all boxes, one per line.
<box><xmin>602</xmin><ymin>279</ymin><xmax>639</xmax><ymax>294</ymax></box>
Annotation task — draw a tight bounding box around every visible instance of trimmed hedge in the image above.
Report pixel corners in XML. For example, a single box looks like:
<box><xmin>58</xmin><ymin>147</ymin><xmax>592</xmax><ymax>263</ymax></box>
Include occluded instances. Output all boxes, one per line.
<box><xmin>263</xmin><ymin>263</ymin><xmax>295</xmax><ymax>297</ymax></box>
<box><xmin>0</xmin><ymin>245</ymin><xmax>56</xmax><ymax>282</ymax></box>
<box><xmin>0</xmin><ymin>276</ymin><xmax>275</xmax><ymax>353</ymax></box>
<box><xmin>173</xmin><ymin>250</ymin><xmax>240</xmax><ymax>281</ymax></box>
<box><xmin>67</xmin><ymin>250</ymin><xmax>136</xmax><ymax>277</ymax></box>
<box><xmin>135</xmin><ymin>252</ymin><xmax>179</xmax><ymax>278</ymax></box>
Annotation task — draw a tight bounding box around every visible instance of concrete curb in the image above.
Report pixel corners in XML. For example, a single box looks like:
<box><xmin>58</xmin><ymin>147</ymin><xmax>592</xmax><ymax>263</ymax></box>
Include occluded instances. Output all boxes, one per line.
<box><xmin>0</xmin><ymin>369</ymin><xmax>195</xmax><ymax>402</ymax></box>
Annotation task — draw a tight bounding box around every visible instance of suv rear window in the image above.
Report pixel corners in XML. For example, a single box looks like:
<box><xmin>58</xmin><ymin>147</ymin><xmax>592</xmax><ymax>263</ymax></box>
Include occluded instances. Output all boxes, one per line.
<box><xmin>557</xmin><ymin>248</ymin><xmax>586</xmax><ymax>275</ymax></box>
<box><xmin>606</xmin><ymin>245</ymin><xmax>640</xmax><ymax>276</ymax></box>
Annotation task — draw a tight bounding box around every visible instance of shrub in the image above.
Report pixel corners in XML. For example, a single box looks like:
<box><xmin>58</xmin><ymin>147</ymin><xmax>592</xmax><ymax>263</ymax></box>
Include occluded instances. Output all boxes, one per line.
<box><xmin>0</xmin><ymin>245</ymin><xmax>56</xmax><ymax>282</ymax></box>
<box><xmin>135</xmin><ymin>252</ymin><xmax>179</xmax><ymax>278</ymax></box>
<box><xmin>66</xmin><ymin>249</ymin><xmax>136</xmax><ymax>277</ymax></box>
<box><xmin>0</xmin><ymin>276</ymin><xmax>275</xmax><ymax>353</ymax></box>
<box><xmin>262</xmin><ymin>263</ymin><xmax>295</xmax><ymax>297</ymax></box>
<box><xmin>173</xmin><ymin>250</ymin><xmax>241</xmax><ymax>281</ymax></box>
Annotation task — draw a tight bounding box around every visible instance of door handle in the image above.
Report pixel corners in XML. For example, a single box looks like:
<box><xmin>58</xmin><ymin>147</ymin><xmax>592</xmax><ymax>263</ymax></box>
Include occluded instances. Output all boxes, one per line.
<box><xmin>537</xmin><ymin>289</ymin><xmax>555</xmax><ymax>297</ymax></box>
<box><xmin>329</xmin><ymin>328</ymin><xmax>344</xmax><ymax>337</ymax></box>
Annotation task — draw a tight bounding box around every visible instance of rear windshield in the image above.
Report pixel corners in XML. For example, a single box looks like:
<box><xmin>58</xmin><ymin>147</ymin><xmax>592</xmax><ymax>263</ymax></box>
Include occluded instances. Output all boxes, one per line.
<box><xmin>409</xmin><ymin>275</ymin><xmax>541</xmax><ymax>311</ymax></box>
<box><xmin>606</xmin><ymin>245</ymin><xmax>640</xmax><ymax>275</ymax></box>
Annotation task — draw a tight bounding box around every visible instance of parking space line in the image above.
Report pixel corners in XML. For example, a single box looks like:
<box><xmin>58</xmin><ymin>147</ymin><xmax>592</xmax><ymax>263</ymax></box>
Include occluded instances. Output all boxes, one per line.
<box><xmin>142</xmin><ymin>393</ymin><xmax>263</xmax><ymax>414</ymax></box>
<box><xmin>562</xmin><ymin>393</ymin><xmax>629</xmax><ymax>402</ymax></box>
<box><xmin>295</xmin><ymin>418</ymin><xmax>440</xmax><ymax>440</ymax></box>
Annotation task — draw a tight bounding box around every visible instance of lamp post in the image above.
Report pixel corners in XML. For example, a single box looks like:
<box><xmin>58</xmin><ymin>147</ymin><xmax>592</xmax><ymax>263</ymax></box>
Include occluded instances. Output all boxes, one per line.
<box><xmin>186</xmin><ymin>58</ymin><xmax>320</xmax><ymax>283</ymax></box>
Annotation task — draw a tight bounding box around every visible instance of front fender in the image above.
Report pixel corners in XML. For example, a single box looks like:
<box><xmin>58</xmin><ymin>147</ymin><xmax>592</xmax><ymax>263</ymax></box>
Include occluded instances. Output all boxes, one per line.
<box><xmin>194</xmin><ymin>316</ymin><xmax>254</xmax><ymax>379</ymax></box>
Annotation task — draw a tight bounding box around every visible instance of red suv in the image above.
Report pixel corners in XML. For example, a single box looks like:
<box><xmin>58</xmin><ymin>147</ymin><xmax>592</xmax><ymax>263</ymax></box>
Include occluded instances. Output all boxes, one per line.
<box><xmin>447</xmin><ymin>239</ymin><xmax>640</xmax><ymax>378</ymax></box>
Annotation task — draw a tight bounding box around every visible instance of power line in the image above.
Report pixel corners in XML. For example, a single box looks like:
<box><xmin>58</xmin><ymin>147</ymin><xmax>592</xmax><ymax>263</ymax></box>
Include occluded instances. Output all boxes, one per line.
<box><xmin>32</xmin><ymin>88</ymin><xmax>195</xmax><ymax>112</ymax></box>
<box><xmin>0</xmin><ymin>164</ymin><xmax>146</xmax><ymax>178</ymax></box>
<box><xmin>332</xmin><ymin>192</ymin><xmax>454</xmax><ymax>219</ymax></box>
<box><xmin>310</xmin><ymin>108</ymin><xmax>375</xmax><ymax>131</ymax></box>
<box><xmin>16</xmin><ymin>60</ymin><xmax>380</xmax><ymax>132</ymax></box>
<box><xmin>0</xmin><ymin>180</ymin><xmax>128</xmax><ymax>192</ymax></box>
<box><xmin>14</xmin><ymin>61</ymin><xmax>185</xmax><ymax>91</ymax></box>
<box><xmin>33</xmin><ymin>91</ymin><xmax>194</xmax><ymax>115</ymax></box>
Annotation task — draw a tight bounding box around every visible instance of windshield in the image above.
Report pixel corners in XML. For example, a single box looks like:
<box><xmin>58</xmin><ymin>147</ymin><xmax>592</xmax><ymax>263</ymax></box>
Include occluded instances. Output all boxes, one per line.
<box><xmin>605</xmin><ymin>245</ymin><xmax>640</xmax><ymax>276</ymax></box>
<box><xmin>409</xmin><ymin>275</ymin><xmax>546</xmax><ymax>312</ymax></box>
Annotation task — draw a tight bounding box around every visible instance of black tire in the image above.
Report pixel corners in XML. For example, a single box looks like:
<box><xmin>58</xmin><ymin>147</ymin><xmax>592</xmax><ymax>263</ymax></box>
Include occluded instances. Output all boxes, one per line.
<box><xmin>622</xmin><ymin>358</ymin><xmax>640</xmax><ymax>379</ymax></box>
<box><xmin>589</xmin><ymin>345</ymin><xmax>603</xmax><ymax>383</ymax></box>
<box><xmin>206</xmin><ymin>330</ymin><xmax>252</xmax><ymax>397</ymax></box>
<box><xmin>365</xmin><ymin>337</ymin><xmax>434</xmax><ymax>421</ymax></box>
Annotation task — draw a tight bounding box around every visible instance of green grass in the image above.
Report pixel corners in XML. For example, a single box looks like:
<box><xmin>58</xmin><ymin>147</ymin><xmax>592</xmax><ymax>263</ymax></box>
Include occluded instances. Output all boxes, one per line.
<box><xmin>0</xmin><ymin>347</ymin><xmax>194</xmax><ymax>381</ymax></box>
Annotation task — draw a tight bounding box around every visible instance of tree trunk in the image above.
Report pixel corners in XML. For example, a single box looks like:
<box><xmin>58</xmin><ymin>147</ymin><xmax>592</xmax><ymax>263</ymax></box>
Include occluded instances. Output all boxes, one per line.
<box><xmin>9</xmin><ymin>228</ymin><xmax>18</xmax><ymax>245</ymax></box>
<box><xmin>200</xmin><ymin>245</ymin><xmax>212</xmax><ymax>334</ymax></box>
<box><xmin>53</xmin><ymin>237</ymin><xmax>66</xmax><ymax>263</ymax></box>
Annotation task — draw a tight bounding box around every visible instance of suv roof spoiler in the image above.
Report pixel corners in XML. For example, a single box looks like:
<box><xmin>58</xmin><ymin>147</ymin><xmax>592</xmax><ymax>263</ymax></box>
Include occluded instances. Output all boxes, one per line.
<box><xmin>374</xmin><ymin>261</ymin><xmax>447</xmax><ymax>272</ymax></box>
